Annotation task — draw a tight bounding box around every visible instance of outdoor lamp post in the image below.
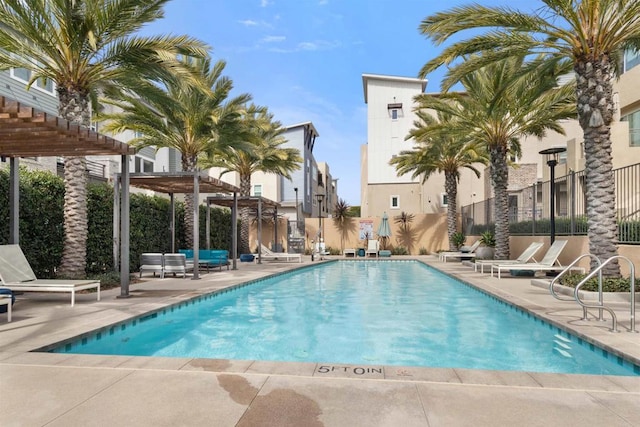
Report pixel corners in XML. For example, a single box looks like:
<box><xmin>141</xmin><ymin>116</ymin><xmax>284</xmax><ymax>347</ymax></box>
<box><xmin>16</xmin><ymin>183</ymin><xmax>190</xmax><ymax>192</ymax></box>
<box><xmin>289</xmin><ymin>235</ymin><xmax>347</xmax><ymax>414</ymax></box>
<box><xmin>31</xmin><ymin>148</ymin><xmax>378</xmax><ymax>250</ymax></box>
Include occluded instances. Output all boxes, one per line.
<box><xmin>539</xmin><ymin>147</ymin><xmax>567</xmax><ymax>244</ymax></box>
<box><xmin>315</xmin><ymin>193</ymin><xmax>325</xmax><ymax>239</ymax></box>
<box><xmin>294</xmin><ymin>187</ymin><xmax>299</xmax><ymax>233</ymax></box>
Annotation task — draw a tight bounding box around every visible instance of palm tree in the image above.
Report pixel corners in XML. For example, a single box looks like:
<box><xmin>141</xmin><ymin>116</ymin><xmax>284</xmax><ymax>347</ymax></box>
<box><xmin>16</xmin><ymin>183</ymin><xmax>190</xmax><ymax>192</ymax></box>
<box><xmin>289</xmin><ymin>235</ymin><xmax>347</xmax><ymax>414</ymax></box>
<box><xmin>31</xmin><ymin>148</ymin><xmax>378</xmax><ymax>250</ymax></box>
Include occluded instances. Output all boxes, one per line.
<box><xmin>391</xmin><ymin>109</ymin><xmax>488</xmax><ymax>251</ymax></box>
<box><xmin>203</xmin><ymin>105</ymin><xmax>302</xmax><ymax>253</ymax></box>
<box><xmin>100</xmin><ymin>56</ymin><xmax>251</xmax><ymax>247</ymax></box>
<box><xmin>332</xmin><ymin>198</ymin><xmax>354</xmax><ymax>253</ymax></box>
<box><xmin>419</xmin><ymin>0</ymin><xmax>640</xmax><ymax>273</ymax></box>
<box><xmin>410</xmin><ymin>56</ymin><xmax>576</xmax><ymax>259</ymax></box>
<box><xmin>0</xmin><ymin>0</ymin><xmax>207</xmax><ymax>277</ymax></box>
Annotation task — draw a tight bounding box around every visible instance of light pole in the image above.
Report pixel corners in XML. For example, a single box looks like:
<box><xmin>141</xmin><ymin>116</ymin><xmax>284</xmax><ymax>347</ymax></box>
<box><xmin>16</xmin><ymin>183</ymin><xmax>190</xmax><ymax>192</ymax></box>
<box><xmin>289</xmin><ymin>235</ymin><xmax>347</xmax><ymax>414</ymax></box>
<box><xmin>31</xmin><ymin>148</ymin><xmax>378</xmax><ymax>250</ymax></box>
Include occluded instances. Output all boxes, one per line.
<box><xmin>294</xmin><ymin>187</ymin><xmax>299</xmax><ymax>235</ymax></box>
<box><xmin>539</xmin><ymin>147</ymin><xmax>566</xmax><ymax>244</ymax></box>
<box><xmin>315</xmin><ymin>193</ymin><xmax>325</xmax><ymax>240</ymax></box>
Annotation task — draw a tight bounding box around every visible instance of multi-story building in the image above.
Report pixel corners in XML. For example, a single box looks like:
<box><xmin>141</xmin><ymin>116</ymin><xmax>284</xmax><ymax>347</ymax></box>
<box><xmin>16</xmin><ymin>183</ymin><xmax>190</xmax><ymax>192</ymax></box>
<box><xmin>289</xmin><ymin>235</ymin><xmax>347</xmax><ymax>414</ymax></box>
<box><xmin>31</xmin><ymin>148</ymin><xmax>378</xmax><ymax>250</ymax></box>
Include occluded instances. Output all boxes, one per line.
<box><xmin>362</xmin><ymin>73</ymin><xmax>488</xmax><ymax>219</ymax></box>
<box><xmin>362</xmin><ymin>49</ymin><xmax>640</xmax><ymax>222</ymax></box>
<box><xmin>0</xmin><ymin>69</ymin><xmax>178</xmax><ymax>179</ymax></box>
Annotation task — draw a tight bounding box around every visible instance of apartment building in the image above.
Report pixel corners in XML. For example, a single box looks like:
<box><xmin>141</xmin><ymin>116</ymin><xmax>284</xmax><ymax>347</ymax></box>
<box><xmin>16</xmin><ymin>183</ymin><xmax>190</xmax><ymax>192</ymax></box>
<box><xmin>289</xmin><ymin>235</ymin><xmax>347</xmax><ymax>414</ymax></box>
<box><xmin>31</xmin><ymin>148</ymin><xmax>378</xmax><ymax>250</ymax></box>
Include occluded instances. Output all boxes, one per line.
<box><xmin>0</xmin><ymin>69</ymin><xmax>178</xmax><ymax>179</ymax></box>
<box><xmin>362</xmin><ymin>73</ymin><xmax>488</xmax><ymax>218</ymax></box>
<box><xmin>362</xmin><ymin>49</ymin><xmax>640</xmax><ymax>220</ymax></box>
<box><xmin>208</xmin><ymin>121</ymin><xmax>336</xmax><ymax>221</ymax></box>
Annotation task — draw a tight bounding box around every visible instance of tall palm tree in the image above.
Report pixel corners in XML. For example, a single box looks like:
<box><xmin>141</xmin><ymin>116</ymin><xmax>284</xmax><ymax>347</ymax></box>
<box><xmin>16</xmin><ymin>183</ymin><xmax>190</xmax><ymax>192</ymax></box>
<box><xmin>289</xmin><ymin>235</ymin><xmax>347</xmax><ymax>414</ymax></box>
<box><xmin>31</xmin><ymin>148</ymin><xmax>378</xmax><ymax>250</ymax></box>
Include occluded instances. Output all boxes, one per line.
<box><xmin>391</xmin><ymin>109</ymin><xmax>488</xmax><ymax>251</ymax></box>
<box><xmin>100</xmin><ymin>56</ymin><xmax>251</xmax><ymax>247</ymax></box>
<box><xmin>203</xmin><ymin>105</ymin><xmax>302</xmax><ymax>253</ymax></box>
<box><xmin>419</xmin><ymin>0</ymin><xmax>640</xmax><ymax>274</ymax></box>
<box><xmin>413</xmin><ymin>56</ymin><xmax>576</xmax><ymax>259</ymax></box>
<box><xmin>0</xmin><ymin>0</ymin><xmax>207</xmax><ymax>277</ymax></box>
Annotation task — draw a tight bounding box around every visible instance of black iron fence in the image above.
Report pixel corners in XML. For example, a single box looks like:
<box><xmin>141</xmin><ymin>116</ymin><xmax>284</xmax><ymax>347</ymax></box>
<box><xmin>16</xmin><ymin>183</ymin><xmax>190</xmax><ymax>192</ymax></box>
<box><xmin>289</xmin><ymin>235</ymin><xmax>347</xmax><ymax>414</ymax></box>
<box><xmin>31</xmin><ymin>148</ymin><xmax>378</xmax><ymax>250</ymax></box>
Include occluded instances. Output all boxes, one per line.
<box><xmin>461</xmin><ymin>162</ymin><xmax>640</xmax><ymax>244</ymax></box>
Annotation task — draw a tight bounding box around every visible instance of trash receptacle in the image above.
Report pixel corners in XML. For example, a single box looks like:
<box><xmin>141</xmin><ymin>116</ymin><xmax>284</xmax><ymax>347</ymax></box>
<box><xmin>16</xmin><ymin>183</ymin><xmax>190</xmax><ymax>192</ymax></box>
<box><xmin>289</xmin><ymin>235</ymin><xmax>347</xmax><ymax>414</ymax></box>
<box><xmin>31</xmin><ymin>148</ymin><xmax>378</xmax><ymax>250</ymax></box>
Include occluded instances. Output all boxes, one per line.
<box><xmin>357</xmin><ymin>248</ymin><xmax>366</xmax><ymax>257</ymax></box>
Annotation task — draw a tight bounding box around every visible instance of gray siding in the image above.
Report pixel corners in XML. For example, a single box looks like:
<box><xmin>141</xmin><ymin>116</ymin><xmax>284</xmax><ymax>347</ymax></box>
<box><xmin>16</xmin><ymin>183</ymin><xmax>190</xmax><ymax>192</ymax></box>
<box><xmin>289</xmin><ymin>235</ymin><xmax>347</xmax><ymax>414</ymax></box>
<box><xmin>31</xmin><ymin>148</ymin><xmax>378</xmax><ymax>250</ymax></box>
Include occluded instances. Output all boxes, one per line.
<box><xmin>0</xmin><ymin>71</ymin><xmax>59</xmax><ymax>115</ymax></box>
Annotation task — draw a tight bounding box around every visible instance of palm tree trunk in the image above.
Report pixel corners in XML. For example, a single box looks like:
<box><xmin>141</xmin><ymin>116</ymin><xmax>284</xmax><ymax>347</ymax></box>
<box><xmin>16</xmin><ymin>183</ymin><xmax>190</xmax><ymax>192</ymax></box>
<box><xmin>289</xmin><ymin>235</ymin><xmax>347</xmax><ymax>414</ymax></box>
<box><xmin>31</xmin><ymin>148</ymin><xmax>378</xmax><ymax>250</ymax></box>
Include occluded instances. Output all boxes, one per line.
<box><xmin>182</xmin><ymin>156</ymin><xmax>198</xmax><ymax>248</ymax></box>
<box><xmin>445</xmin><ymin>171</ymin><xmax>458</xmax><ymax>251</ymax></box>
<box><xmin>575</xmin><ymin>58</ymin><xmax>620</xmax><ymax>277</ymax></box>
<box><xmin>490</xmin><ymin>145</ymin><xmax>510</xmax><ymax>260</ymax></box>
<box><xmin>57</xmin><ymin>88</ymin><xmax>91</xmax><ymax>278</ymax></box>
<box><xmin>239</xmin><ymin>173</ymin><xmax>252</xmax><ymax>254</ymax></box>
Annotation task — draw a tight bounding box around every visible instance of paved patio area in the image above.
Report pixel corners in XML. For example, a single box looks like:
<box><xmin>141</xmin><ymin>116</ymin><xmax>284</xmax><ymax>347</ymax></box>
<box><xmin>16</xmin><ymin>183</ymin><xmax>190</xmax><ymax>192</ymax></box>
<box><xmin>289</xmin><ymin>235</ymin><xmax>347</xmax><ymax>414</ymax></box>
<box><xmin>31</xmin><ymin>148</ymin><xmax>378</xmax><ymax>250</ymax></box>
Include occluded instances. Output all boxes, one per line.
<box><xmin>1</xmin><ymin>256</ymin><xmax>639</xmax><ymax>426</ymax></box>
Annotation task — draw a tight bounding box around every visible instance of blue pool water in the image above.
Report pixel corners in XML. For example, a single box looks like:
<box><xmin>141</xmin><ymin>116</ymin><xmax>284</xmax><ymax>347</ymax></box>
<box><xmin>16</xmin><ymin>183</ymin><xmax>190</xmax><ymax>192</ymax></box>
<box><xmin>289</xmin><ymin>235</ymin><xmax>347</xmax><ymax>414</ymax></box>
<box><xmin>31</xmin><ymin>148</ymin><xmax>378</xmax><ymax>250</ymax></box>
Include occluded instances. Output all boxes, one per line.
<box><xmin>54</xmin><ymin>261</ymin><xmax>638</xmax><ymax>376</ymax></box>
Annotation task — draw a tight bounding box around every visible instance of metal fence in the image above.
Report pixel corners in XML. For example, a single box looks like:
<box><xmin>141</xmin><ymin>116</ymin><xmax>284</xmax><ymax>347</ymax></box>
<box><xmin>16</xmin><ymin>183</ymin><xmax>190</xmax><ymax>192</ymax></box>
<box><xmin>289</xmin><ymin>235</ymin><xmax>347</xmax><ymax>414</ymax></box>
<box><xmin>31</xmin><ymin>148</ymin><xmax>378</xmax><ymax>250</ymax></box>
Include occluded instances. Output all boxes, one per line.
<box><xmin>461</xmin><ymin>162</ymin><xmax>640</xmax><ymax>244</ymax></box>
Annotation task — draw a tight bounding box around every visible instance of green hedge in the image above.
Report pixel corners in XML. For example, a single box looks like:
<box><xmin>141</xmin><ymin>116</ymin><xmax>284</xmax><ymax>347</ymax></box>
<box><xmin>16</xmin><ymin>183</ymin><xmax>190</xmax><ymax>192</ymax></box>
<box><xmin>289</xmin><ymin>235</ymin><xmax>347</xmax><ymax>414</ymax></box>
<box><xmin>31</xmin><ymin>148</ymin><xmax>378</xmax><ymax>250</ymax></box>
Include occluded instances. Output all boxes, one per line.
<box><xmin>0</xmin><ymin>168</ymin><xmax>237</xmax><ymax>276</ymax></box>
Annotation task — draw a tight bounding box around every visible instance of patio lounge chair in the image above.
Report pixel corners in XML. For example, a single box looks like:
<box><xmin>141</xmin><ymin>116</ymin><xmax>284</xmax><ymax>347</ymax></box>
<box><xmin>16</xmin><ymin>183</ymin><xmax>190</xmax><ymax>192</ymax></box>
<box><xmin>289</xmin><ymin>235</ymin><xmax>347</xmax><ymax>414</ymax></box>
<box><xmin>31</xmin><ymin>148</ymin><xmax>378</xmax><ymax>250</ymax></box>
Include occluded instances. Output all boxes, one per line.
<box><xmin>343</xmin><ymin>248</ymin><xmax>356</xmax><ymax>257</ymax></box>
<box><xmin>163</xmin><ymin>253</ymin><xmax>194</xmax><ymax>278</ymax></box>
<box><xmin>314</xmin><ymin>241</ymin><xmax>330</xmax><ymax>260</ymax></box>
<box><xmin>139</xmin><ymin>253</ymin><xmax>164</xmax><ymax>278</ymax></box>
<box><xmin>438</xmin><ymin>240</ymin><xmax>481</xmax><ymax>262</ymax></box>
<box><xmin>365</xmin><ymin>240</ymin><xmax>379</xmax><ymax>258</ymax></box>
<box><xmin>491</xmin><ymin>240</ymin><xmax>582</xmax><ymax>279</ymax></box>
<box><xmin>257</xmin><ymin>244</ymin><xmax>302</xmax><ymax>263</ymax></box>
<box><xmin>0</xmin><ymin>244</ymin><xmax>100</xmax><ymax>307</ymax></box>
<box><xmin>474</xmin><ymin>242</ymin><xmax>544</xmax><ymax>273</ymax></box>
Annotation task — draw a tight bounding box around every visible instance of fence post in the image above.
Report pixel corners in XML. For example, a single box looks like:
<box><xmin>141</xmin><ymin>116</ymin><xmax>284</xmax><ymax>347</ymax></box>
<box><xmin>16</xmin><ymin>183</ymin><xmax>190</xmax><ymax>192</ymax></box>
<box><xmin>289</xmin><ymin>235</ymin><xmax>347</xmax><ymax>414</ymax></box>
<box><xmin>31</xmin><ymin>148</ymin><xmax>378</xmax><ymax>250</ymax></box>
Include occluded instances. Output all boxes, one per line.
<box><xmin>532</xmin><ymin>182</ymin><xmax>537</xmax><ymax>236</ymax></box>
<box><xmin>570</xmin><ymin>170</ymin><xmax>576</xmax><ymax>235</ymax></box>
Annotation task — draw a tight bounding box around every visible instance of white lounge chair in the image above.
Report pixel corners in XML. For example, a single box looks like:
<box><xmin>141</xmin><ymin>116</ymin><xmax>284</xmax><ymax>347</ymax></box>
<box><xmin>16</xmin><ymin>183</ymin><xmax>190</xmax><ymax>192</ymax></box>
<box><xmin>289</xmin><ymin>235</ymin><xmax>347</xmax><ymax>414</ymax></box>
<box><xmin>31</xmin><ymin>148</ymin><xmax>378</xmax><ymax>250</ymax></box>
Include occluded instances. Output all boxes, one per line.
<box><xmin>256</xmin><ymin>244</ymin><xmax>302</xmax><ymax>263</ymax></box>
<box><xmin>365</xmin><ymin>240</ymin><xmax>379</xmax><ymax>258</ymax></box>
<box><xmin>0</xmin><ymin>244</ymin><xmax>100</xmax><ymax>307</ymax></box>
<box><xmin>314</xmin><ymin>241</ymin><xmax>330</xmax><ymax>260</ymax></box>
<box><xmin>343</xmin><ymin>248</ymin><xmax>356</xmax><ymax>257</ymax></box>
<box><xmin>163</xmin><ymin>253</ymin><xmax>193</xmax><ymax>278</ymax></box>
<box><xmin>438</xmin><ymin>240</ymin><xmax>481</xmax><ymax>262</ymax></box>
<box><xmin>491</xmin><ymin>240</ymin><xmax>582</xmax><ymax>279</ymax></box>
<box><xmin>474</xmin><ymin>242</ymin><xmax>544</xmax><ymax>273</ymax></box>
<box><xmin>139</xmin><ymin>253</ymin><xmax>164</xmax><ymax>278</ymax></box>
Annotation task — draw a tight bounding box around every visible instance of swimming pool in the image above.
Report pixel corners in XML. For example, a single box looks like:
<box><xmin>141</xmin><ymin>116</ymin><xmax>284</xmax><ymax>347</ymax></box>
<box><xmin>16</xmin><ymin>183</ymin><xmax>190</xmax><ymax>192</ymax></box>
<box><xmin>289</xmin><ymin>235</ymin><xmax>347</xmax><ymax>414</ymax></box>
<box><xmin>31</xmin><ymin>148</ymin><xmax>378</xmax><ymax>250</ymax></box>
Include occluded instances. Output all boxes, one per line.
<box><xmin>53</xmin><ymin>260</ymin><xmax>638</xmax><ymax>376</ymax></box>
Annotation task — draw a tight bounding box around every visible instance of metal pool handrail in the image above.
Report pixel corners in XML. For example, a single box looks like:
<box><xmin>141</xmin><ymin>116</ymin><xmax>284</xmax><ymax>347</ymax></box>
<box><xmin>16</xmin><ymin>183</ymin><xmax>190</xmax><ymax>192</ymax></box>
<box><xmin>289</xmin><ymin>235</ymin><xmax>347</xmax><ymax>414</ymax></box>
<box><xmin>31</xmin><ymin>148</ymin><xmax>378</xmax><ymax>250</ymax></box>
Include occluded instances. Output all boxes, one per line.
<box><xmin>549</xmin><ymin>254</ymin><xmax>601</xmax><ymax>321</ymax></box>
<box><xmin>574</xmin><ymin>256</ymin><xmax>636</xmax><ymax>333</ymax></box>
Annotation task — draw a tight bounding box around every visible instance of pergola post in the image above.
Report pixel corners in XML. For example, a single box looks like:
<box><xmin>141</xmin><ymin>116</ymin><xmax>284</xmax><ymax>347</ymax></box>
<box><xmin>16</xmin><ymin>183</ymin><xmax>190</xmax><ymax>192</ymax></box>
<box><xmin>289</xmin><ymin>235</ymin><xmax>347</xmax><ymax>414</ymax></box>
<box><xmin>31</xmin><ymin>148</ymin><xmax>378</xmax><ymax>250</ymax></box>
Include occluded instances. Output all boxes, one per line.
<box><xmin>112</xmin><ymin>173</ymin><xmax>120</xmax><ymax>272</ymax></box>
<box><xmin>232</xmin><ymin>192</ymin><xmax>238</xmax><ymax>270</ymax></box>
<box><xmin>119</xmin><ymin>155</ymin><xmax>130</xmax><ymax>297</ymax></box>
<box><xmin>9</xmin><ymin>157</ymin><xmax>19</xmax><ymax>244</ymax></box>
<box><xmin>192</xmin><ymin>171</ymin><xmax>200</xmax><ymax>280</ymax></box>
<box><xmin>206</xmin><ymin>198</ymin><xmax>211</xmax><ymax>250</ymax></box>
<box><xmin>170</xmin><ymin>193</ymin><xmax>175</xmax><ymax>253</ymax></box>
<box><xmin>274</xmin><ymin>207</ymin><xmax>278</xmax><ymax>252</ymax></box>
<box><xmin>257</xmin><ymin>198</ymin><xmax>263</xmax><ymax>264</ymax></box>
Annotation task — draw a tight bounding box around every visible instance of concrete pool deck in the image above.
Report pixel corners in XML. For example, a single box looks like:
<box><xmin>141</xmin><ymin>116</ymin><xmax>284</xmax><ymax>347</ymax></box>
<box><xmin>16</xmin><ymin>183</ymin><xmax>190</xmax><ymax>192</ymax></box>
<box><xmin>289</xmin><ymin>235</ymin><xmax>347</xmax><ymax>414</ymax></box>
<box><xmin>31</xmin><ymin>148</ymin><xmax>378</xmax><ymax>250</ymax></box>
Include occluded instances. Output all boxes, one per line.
<box><xmin>1</xmin><ymin>256</ymin><xmax>639</xmax><ymax>426</ymax></box>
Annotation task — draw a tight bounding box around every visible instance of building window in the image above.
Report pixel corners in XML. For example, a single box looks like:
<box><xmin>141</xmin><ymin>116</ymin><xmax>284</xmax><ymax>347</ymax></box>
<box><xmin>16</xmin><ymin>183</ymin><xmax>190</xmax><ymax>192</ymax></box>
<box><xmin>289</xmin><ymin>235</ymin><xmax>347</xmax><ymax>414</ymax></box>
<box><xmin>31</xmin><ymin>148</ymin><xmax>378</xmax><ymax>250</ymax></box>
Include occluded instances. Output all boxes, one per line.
<box><xmin>134</xmin><ymin>156</ymin><xmax>154</xmax><ymax>173</ymax></box>
<box><xmin>390</xmin><ymin>195</ymin><xmax>399</xmax><ymax>209</ymax></box>
<box><xmin>441</xmin><ymin>193</ymin><xmax>448</xmax><ymax>206</ymax></box>
<box><xmin>253</xmin><ymin>184</ymin><xmax>262</xmax><ymax>197</ymax></box>
<box><xmin>622</xmin><ymin>110</ymin><xmax>640</xmax><ymax>147</ymax></box>
<box><xmin>391</xmin><ymin>109</ymin><xmax>398</xmax><ymax>120</ymax></box>
<box><xmin>624</xmin><ymin>48</ymin><xmax>640</xmax><ymax>73</ymax></box>
<box><xmin>10</xmin><ymin>67</ymin><xmax>56</xmax><ymax>95</ymax></box>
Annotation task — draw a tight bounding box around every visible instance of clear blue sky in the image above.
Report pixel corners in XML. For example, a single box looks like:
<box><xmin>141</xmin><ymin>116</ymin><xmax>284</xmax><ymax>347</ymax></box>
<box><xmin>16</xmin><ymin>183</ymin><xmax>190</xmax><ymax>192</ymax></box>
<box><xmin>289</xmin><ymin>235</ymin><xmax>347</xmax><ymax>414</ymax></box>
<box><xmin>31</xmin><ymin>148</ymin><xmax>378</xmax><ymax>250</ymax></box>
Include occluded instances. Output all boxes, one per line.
<box><xmin>142</xmin><ymin>0</ymin><xmax>543</xmax><ymax>205</ymax></box>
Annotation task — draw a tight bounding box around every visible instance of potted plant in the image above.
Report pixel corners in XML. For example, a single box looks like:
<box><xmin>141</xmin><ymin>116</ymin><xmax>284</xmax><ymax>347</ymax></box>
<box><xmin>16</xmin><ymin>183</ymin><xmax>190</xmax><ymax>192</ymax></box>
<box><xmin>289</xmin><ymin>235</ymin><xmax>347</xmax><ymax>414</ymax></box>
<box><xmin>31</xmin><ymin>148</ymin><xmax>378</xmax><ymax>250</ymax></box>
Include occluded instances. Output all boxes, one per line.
<box><xmin>476</xmin><ymin>230</ymin><xmax>496</xmax><ymax>260</ymax></box>
<box><xmin>451</xmin><ymin>232</ymin><xmax>466</xmax><ymax>250</ymax></box>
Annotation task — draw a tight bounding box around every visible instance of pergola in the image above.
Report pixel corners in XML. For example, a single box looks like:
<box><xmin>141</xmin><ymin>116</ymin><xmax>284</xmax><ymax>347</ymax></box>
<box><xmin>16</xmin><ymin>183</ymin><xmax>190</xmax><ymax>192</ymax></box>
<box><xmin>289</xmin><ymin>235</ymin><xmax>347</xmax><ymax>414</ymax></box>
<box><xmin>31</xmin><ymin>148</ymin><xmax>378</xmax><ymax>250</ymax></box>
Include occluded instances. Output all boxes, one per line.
<box><xmin>205</xmin><ymin>195</ymin><xmax>281</xmax><ymax>265</ymax></box>
<box><xmin>121</xmin><ymin>172</ymin><xmax>241</xmax><ymax>279</ymax></box>
<box><xmin>0</xmin><ymin>95</ymin><xmax>135</xmax><ymax>294</ymax></box>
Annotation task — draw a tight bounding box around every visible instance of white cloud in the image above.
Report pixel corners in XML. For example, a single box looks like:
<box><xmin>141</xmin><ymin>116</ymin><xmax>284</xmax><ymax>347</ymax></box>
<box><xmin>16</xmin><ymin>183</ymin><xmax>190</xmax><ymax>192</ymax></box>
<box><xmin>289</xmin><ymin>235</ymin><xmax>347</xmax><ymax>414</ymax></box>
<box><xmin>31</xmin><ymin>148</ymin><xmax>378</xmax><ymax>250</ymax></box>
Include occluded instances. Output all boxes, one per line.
<box><xmin>268</xmin><ymin>39</ymin><xmax>341</xmax><ymax>53</ymax></box>
<box><xmin>261</xmin><ymin>35</ymin><xmax>286</xmax><ymax>43</ymax></box>
<box><xmin>260</xmin><ymin>0</ymin><xmax>272</xmax><ymax>7</ymax></box>
<box><xmin>319</xmin><ymin>0</ymin><xmax>329</xmax><ymax>4</ymax></box>
<box><xmin>238</xmin><ymin>19</ymin><xmax>258</xmax><ymax>26</ymax></box>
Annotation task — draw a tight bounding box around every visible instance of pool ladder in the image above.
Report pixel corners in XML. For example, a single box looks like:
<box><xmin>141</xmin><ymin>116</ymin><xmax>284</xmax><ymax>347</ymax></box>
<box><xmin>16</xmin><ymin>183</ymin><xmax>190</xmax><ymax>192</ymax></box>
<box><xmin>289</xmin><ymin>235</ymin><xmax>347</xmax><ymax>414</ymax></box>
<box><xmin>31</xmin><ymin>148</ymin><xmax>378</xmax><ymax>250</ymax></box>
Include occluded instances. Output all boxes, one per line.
<box><xmin>549</xmin><ymin>255</ymin><xmax>636</xmax><ymax>333</ymax></box>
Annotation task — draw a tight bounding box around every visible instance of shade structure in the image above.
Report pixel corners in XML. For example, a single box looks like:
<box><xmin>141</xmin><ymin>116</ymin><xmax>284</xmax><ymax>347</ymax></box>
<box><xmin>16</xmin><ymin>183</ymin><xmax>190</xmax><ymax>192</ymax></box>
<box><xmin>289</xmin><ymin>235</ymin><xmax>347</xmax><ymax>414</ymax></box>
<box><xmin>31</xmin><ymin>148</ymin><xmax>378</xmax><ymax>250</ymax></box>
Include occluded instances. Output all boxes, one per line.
<box><xmin>377</xmin><ymin>212</ymin><xmax>391</xmax><ymax>250</ymax></box>
<box><xmin>377</xmin><ymin>212</ymin><xmax>392</xmax><ymax>238</ymax></box>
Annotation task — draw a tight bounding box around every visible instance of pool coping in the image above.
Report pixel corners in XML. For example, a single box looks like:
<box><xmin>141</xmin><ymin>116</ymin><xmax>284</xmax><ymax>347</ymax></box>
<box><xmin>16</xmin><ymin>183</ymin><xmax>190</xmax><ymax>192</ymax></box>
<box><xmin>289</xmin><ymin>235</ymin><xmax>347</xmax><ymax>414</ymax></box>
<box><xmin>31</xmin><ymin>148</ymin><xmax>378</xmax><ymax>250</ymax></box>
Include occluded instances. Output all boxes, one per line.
<box><xmin>1</xmin><ymin>256</ymin><xmax>639</xmax><ymax>395</ymax></box>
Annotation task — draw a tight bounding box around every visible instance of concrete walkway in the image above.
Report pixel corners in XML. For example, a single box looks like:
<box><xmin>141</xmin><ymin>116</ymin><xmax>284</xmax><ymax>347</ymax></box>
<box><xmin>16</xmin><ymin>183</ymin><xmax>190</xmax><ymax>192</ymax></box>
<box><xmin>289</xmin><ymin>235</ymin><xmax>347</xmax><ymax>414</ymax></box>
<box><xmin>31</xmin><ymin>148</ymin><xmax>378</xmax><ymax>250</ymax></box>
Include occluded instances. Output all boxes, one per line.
<box><xmin>1</xmin><ymin>257</ymin><xmax>639</xmax><ymax>427</ymax></box>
